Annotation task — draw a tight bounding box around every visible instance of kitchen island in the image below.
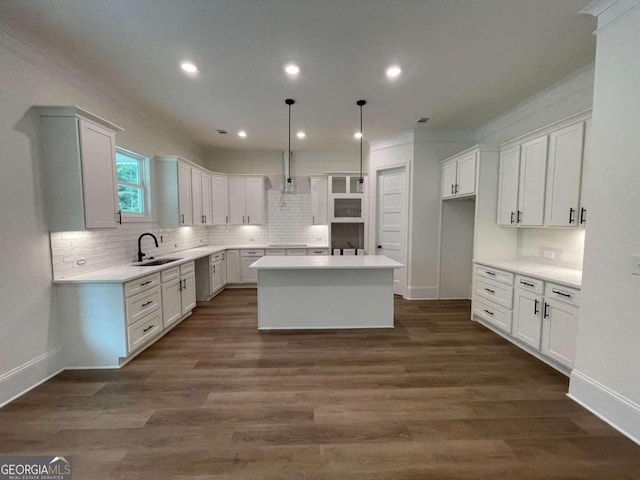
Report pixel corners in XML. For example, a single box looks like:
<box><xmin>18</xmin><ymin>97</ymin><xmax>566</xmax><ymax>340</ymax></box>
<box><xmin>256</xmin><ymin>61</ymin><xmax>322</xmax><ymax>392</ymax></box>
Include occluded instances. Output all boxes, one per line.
<box><xmin>250</xmin><ymin>255</ymin><xmax>404</xmax><ymax>330</ymax></box>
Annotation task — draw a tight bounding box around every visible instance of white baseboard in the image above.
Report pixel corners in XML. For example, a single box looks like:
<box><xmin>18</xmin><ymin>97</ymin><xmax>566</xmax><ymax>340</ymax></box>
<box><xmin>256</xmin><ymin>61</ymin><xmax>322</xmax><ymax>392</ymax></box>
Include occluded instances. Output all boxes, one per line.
<box><xmin>404</xmin><ymin>286</ymin><xmax>438</xmax><ymax>300</ymax></box>
<box><xmin>568</xmin><ymin>370</ymin><xmax>640</xmax><ymax>445</ymax></box>
<box><xmin>0</xmin><ymin>347</ymin><xmax>64</xmax><ymax>408</ymax></box>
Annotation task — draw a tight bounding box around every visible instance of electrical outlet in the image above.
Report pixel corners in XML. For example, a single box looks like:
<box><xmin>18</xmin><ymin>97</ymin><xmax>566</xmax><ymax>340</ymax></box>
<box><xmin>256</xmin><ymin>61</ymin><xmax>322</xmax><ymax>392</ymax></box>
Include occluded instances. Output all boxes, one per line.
<box><xmin>543</xmin><ymin>250</ymin><xmax>555</xmax><ymax>260</ymax></box>
<box><xmin>160</xmin><ymin>235</ymin><xmax>164</xmax><ymax>243</ymax></box>
<box><xmin>76</xmin><ymin>258</ymin><xmax>86</xmax><ymax>266</ymax></box>
<box><xmin>249</xmin><ymin>237</ymin><xmax>255</xmax><ymax>242</ymax></box>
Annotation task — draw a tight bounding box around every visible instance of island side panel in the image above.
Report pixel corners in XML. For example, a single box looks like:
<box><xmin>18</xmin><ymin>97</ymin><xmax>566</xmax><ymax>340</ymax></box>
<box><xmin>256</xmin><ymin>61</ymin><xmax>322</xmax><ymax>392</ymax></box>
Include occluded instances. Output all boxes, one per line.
<box><xmin>257</xmin><ymin>268</ymin><xmax>394</xmax><ymax>329</ymax></box>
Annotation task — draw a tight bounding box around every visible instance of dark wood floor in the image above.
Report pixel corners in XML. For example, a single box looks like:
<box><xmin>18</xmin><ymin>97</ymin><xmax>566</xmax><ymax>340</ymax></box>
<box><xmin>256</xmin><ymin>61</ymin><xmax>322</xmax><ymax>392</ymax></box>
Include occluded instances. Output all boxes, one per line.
<box><xmin>1</xmin><ymin>289</ymin><xmax>639</xmax><ymax>479</ymax></box>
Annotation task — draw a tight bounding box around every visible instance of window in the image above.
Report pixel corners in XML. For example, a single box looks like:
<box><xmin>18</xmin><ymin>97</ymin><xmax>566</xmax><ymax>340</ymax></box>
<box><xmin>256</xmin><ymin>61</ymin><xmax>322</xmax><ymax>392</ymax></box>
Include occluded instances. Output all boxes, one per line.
<box><xmin>115</xmin><ymin>148</ymin><xmax>150</xmax><ymax>220</ymax></box>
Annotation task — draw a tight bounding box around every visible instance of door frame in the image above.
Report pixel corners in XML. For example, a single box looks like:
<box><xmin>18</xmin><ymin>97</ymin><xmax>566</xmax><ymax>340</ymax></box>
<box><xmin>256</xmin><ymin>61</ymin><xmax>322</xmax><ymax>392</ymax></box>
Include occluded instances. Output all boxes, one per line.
<box><xmin>369</xmin><ymin>161</ymin><xmax>411</xmax><ymax>298</ymax></box>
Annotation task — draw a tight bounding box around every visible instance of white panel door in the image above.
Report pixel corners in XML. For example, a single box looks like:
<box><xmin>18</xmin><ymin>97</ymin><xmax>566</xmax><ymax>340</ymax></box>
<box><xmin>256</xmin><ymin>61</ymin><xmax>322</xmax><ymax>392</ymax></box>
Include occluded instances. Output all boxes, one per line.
<box><xmin>211</xmin><ymin>175</ymin><xmax>229</xmax><ymax>225</ymax></box>
<box><xmin>376</xmin><ymin>166</ymin><xmax>407</xmax><ymax>296</ymax></box>
<box><xmin>78</xmin><ymin>118</ymin><xmax>119</xmax><ymax>228</ymax></box>
<box><xmin>545</xmin><ymin>123</ymin><xmax>584</xmax><ymax>226</ymax></box>
<box><xmin>201</xmin><ymin>172</ymin><xmax>213</xmax><ymax>226</ymax></box>
<box><xmin>513</xmin><ymin>289</ymin><xmax>543</xmax><ymax>349</ymax></box>
<box><xmin>310</xmin><ymin>177</ymin><xmax>328</xmax><ymax>224</ymax></box>
<box><xmin>177</xmin><ymin>162</ymin><xmax>192</xmax><ymax>226</ymax></box>
<box><xmin>541</xmin><ymin>298</ymin><xmax>579</xmax><ymax>368</ymax></box>
<box><xmin>162</xmin><ymin>278</ymin><xmax>182</xmax><ymax>328</ymax></box>
<box><xmin>497</xmin><ymin>145</ymin><xmax>520</xmax><ymax>226</ymax></box>
<box><xmin>191</xmin><ymin>169</ymin><xmax>203</xmax><ymax>225</ymax></box>
<box><xmin>441</xmin><ymin>162</ymin><xmax>457</xmax><ymax>198</ymax></box>
<box><xmin>518</xmin><ymin>136</ymin><xmax>548</xmax><ymax>226</ymax></box>
<box><xmin>245</xmin><ymin>178</ymin><xmax>264</xmax><ymax>225</ymax></box>
<box><xmin>456</xmin><ymin>153</ymin><xmax>477</xmax><ymax>196</ymax></box>
<box><xmin>225</xmin><ymin>250</ymin><xmax>241</xmax><ymax>283</ymax></box>
<box><xmin>228</xmin><ymin>178</ymin><xmax>246</xmax><ymax>225</ymax></box>
<box><xmin>181</xmin><ymin>272</ymin><xmax>197</xmax><ymax>315</ymax></box>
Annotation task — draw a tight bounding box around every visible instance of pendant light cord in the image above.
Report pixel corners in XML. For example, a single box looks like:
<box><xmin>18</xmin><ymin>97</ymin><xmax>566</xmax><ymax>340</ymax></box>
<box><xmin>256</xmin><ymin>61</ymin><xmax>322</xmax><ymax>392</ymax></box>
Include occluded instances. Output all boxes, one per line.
<box><xmin>285</xmin><ymin>99</ymin><xmax>295</xmax><ymax>184</ymax></box>
<box><xmin>357</xmin><ymin>100</ymin><xmax>366</xmax><ymax>184</ymax></box>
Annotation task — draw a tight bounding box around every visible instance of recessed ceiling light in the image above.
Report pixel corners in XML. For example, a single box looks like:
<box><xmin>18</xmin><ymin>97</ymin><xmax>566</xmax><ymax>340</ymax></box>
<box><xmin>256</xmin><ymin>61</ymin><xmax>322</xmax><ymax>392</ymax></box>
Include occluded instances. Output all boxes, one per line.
<box><xmin>238</xmin><ymin>130</ymin><xmax>247</xmax><ymax>138</ymax></box>
<box><xmin>386</xmin><ymin>65</ymin><xmax>402</xmax><ymax>78</ymax></box>
<box><xmin>180</xmin><ymin>62</ymin><xmax>198</xmax><ymax>74</ymax></box>
<box><xmin>285</xmin><ymin>64</ymin><xmax>300</xmax><ymax>75</ymax></box>
<box><xmin>297</xmin><ymin>131</ymin><xmax>306</xmax><ymax>139</ymax></box>
<box><xmin>354</xmin><ymin>132</ymin><xmax>363</xmax><ymax>139</ymax></box>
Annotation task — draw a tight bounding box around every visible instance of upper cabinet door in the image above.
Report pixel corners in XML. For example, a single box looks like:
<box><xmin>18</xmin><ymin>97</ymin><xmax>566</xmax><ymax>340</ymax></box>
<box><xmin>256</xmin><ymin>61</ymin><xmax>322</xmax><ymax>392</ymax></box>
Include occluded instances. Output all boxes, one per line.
<box><xmin>245</xmin><ymin>177</ymin><xmax>264</xmax><ymax>225</ymax></box>
<box><xmin>211</xmin><ymin>175</ymin><xmax>229</xmax><ymax>225</ymax></box>
<box><xmin>78</xmin><ymin>118</ymin><xmax>119</xmax><ymax>228</ymax></box>
<box><xmin>310</xmin><ymin>177</ymin><xmax>328</xmax><ymax>224</ymax></box>
<box><xmin>456</xmin><ymin>152</ymin><xmax>477</xmax><ymax>196</ymax></box>
<box><xmin>228</xmin><ymin>178</ymin><xmax>246</xmax><ymax>225</ymax></box>
<box><xmin>545</xmin><ymin>123</ymin><xmax>584</xmax><ymax>227</ymax></box>
<box><xmin>177</xmin><ymin>162</ymin><xmax>193</xmax><ymax>226</ymax></box>
<box><xmin>518</xmin><ymin>135</ymin><xmax>548</xmax><ymax>226</ymax></box>
<box><xmin>201</xmin><ymin>172</ymin><xmax>213</xmax><ymax>226</ymax></box>
<box><xmin>441</xmin><ymin>162</ymin><xmax>457</xmax><ymax>198</ymax></box>
<box><xmin>191</xmin><ymin>168</ymin><xmax>203</xmax><ymax>225</ymax></box>
<box><xmin>497</xmin><ymin>145</ymin><xmax>521</xmax><ymax>226</ymax></box>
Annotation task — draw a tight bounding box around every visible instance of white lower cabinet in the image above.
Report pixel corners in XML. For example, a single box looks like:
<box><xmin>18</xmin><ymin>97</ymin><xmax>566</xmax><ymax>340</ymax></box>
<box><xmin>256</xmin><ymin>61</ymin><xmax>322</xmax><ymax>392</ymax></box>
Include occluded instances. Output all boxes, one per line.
<box><xmin>162</xmin><ymin>277</ymin><xmax>182</xmax><ymax>328</ymax></box>
<box><xmin>541</xmin><ymin>283</ymin><xmax>580</xmax><ymax>368</ymax></box>
<box><xmin>127</xmin><ymin>310</ymin><xmax>163</xmax><ymax>353</ymax></box>
<box><xmin>210</xmin><ymin>253</ymin><xmax>225</xmax><ymax>295</ymax></box>
<box><xmin>226</xmin><ymin>250</ymin><xmax>241</xmax><ymax>283</ymax></box>
<box><xmin>180</xmin><ymin>268</ymin><xmax>197</xmax><ymax>315</ymax></box>
<box><xmin>513</xmin><ymin>289</ymin><xmax>543</xmax><ymax>349</ymax></box>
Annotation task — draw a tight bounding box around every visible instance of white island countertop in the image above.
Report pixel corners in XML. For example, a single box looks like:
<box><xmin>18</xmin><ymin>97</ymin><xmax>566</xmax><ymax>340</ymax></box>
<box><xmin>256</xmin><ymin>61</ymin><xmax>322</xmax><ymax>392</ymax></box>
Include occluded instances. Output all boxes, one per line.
<box><xmin>474</xmin><ymin>259</ymin><xmax>582</xmax><ymax>289</ymax></box>
<box><xmin>251</xmin><ymin>255</ymin><xmax>404</xmax><ymax>270</ymax></box>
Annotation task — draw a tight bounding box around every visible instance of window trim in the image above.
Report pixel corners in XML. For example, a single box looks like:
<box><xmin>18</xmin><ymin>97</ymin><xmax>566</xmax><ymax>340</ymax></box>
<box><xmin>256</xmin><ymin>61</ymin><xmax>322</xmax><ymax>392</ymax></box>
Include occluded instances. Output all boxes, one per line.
<box><xmin>115</xmin><ymin>147</ymin><xmax>152</xmax><ymax>223</ymax></box>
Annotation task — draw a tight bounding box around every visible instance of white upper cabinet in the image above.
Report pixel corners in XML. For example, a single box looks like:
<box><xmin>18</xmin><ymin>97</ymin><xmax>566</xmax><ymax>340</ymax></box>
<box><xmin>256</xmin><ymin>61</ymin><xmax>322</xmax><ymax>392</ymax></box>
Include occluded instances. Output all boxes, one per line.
<box><xmin>38</xmin><ymin>106</ymin><xmax>123</xmax><ymax>231</ymax></box>
<box><xmin>177</xmin><ymin>162</ymin><xmax>193</xmax><ymax>226</ymax></box>
<box><xmin>228</xmin><ymin>177</ymin><xmax>265</xmax><ymax>225</ymax></box>
<box><xmin>518</xmin><ymin>135</ymin><xmax>548</xmax><ymax>226</ymax></box>
<box><xmin>211</xmin><ymin>174</ymin><xmax>228</xmax><ymax>225</ymax></box>
<box><xmin>310</xmin><ymin>176</ymin><xmax>328</xmax><ymax>224</ymax></box>
<box><xmin>191</xmin><ymin>168</ymin><xmax>203</xmax><ymax>226</ymax></box>
<box><xmin>155</xmin><ymin>156</ymin><xmax>194</xmax><ymax>227</ymax></box>
<box><xmin>497</xmin><ymin>145</ymin><xmax>521</xmax><ymax>226</ymax></box>
<box><xmin>201</xmin><ymin>172</ymin><xmax>213</xmax><ymax>226</ymax></box>
<box><xmin>545</xmin><ymin>123</ymin><xmax>585</xmax><ymax>226</ymax></box>
<box><xmin>441</xmin><ymin>152</ymin><xmax>477</xmax><ymax>199</ymax></box>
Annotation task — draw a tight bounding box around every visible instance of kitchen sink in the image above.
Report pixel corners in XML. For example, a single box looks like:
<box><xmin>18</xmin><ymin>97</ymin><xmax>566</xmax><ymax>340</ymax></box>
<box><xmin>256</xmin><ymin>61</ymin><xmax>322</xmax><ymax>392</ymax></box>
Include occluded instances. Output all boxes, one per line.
<box><xmin>133</xmin><ymin>258</ymin><xmax>182</xmax><ymax>266</ymax></box>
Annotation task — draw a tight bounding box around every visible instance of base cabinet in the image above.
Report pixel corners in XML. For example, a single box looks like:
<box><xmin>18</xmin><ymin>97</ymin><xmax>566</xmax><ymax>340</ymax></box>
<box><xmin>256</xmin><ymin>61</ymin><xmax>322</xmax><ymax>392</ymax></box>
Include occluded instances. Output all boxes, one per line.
<box><xmin>541</xmin><ymin>298</ymin><xmax>579</xmax><ymax>368</ymax></box>
<box><xmin>513</xmin><ymin>289</ymin><xmax>543</xmax><ymax>349</ymax></box>
<box><xmin>181</xmin><ymin>271</ymin><xmax>196</xmax><ymax>315</ymax></box>
<box><xmin>162</xmin><ymin>278</ymin><xmax>182</xmax><ymax>328</ymax></box>
<box><xmin>226</xmin><ymin>250</ymin><xmax>241</xmax><ymax>283</ymax></box>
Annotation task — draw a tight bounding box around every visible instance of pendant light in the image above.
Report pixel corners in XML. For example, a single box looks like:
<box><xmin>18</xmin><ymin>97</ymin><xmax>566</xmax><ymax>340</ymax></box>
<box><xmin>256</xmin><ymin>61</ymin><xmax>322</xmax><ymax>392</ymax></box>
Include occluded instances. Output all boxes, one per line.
<box><xmin>285</xmin><ymin>98</ymin><xmax>295</xmax><ymax>187</ymax></box>
<box><xmin>356</xmin><ymin>99</ymin><xmax>367</xmax><ymax>193</ymax></box>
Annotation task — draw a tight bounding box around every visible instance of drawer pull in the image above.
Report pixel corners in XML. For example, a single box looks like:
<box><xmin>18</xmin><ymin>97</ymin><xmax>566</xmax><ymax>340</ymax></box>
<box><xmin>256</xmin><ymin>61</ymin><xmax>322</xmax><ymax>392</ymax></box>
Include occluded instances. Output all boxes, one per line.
<box><xmin>142</xmin><ymin>325</ymin><xmax>155</xmax><ymax>333</ymax></box>
<box><xmin>483</xmin><ymin>309</ymin><xmax>494</xmax><ymax>316</ymax></box>
<box><xmin>520</xmin><ymin>281</ymin><xmax>535</xmax><ymax>287</ymax></box>
<box><xmin>484</xmin><ymin>288</ymin><xmax>495</xmax><ymax>294</ymax></box>
<box><xmin>552</xmin><ymin>289</ymin><xmax>571</xmax><ymax>298</ymax></box>
<box><xmin>485</xmin><ymin>271</ymin><xmax>496</xmax><ymax>276</ymax></box>
<box><xmin>140</xmin><ymin>280</ymin><xmax>153</xmax><ymax>286</ymax></box>
<box><xmin>141</xmin><ymin>300</ymin><xmax>153</xmax><ymax>307</ymax></box>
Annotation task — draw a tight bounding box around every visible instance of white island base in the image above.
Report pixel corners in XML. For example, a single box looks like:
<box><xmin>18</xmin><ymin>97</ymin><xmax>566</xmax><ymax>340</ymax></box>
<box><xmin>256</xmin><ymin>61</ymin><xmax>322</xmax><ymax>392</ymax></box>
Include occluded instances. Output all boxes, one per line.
<box><xmin>251</xmin><ymin>255</ymin><xmax>404</xmax><ymax>330</ymax></box>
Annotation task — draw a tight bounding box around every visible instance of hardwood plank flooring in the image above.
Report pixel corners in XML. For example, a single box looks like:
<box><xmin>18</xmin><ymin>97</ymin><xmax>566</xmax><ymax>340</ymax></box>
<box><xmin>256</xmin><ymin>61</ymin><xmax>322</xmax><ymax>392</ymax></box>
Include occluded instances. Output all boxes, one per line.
<box><xmin>1</xmin><ymin>289</ymin><xmax>638</xmax><ymax>479</ymax></box>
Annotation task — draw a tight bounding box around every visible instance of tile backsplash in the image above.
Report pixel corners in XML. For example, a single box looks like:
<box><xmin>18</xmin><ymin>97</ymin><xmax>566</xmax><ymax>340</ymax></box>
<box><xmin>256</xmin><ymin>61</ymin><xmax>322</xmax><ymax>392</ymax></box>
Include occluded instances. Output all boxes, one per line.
<box><xmin>517</xmin><ymin>228</ymin><xmax>585</xmax><ymax>270</ymax></box>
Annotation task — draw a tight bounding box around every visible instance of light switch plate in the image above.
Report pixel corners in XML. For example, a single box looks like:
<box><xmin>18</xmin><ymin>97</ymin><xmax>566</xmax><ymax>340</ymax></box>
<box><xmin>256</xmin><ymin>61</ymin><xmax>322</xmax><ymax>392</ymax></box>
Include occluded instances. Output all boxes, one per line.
<box><xmin>633</xmin><ymin>255</ymin><xmax>640</xmax><ymax>275</ymax></box>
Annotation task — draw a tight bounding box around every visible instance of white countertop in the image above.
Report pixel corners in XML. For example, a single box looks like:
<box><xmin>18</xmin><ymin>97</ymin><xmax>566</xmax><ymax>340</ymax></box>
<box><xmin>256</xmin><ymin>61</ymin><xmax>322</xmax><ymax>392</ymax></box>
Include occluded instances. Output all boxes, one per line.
<box><xmin>250</xmin><ymin>255</ymin><xmax>404</xmax><ymax>270</ymax></box>
<box><xmin>474</xmin><ymin>259</ymin><xmax>582</xmax><ymax>289</ymax></box>
<box><xmin>53</xmin><ymin>244</ymin><xmax>329</xmax><ymax>284</ymax></box>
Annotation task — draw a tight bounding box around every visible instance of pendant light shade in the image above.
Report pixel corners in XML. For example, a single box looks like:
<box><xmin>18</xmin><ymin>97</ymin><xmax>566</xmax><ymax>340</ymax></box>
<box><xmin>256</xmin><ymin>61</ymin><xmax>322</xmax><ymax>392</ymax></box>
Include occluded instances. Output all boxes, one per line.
<box><xmin>285</xmin><ymin>98</ymin><xmax>295</xmax><ymax>185</ymax></box>
<box><xmin>356</xmin><ymin>99</ymin><xmax>366</xmax><ymax>192</ymax></box>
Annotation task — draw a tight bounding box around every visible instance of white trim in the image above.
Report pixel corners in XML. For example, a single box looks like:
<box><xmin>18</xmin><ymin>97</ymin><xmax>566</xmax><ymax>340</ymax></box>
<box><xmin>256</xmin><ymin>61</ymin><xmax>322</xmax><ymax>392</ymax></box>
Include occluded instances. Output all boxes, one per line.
<box><xmin>0</xmin><ymin>347</ymin><xmax>64</xmax><ymax>408</ymax></box>
<box><xmin>581</xmin><ymin>0</ymin><xmax>640</xmax><ymax>33</ymax></box>
<box><xmin>569</xmin><ymin>370</ymin><xmax>640</xmax><ymax>445</ymax></box>
<box><xmin>405</xmin><ymin>285</ymin><xmax>439</xmax><ymax>300</ymax></box>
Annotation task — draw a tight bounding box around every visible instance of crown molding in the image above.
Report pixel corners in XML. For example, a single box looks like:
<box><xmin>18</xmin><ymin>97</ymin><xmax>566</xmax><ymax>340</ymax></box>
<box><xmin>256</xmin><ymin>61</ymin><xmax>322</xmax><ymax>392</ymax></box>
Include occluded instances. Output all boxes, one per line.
<box><xmin>581</xmin><ymin>0</ymin><xmax>640</xmax><ymax>34</ymax></box>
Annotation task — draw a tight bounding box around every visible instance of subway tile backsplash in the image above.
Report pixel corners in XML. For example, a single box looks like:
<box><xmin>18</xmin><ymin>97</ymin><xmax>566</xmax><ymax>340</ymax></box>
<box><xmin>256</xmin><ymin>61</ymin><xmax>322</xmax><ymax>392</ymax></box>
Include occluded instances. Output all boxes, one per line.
<box><xmin>517</xmin><ymin>228</ymin><xmax>585</xmax><ymax>270</ymax></box>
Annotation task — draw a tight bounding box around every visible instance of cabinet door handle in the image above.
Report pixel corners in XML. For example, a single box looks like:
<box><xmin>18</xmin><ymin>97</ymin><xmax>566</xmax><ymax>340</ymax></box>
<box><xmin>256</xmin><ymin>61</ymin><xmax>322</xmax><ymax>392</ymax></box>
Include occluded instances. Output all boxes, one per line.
<box><xmin>312</xmin><ymin>215</ymin><xmax>315</xmax><ymax>223</ymax></box>
<box><xmin>543</xmin><ymin>302</ymin><xmax>549</xmax><ymax>318</ymax></box>
<box><xmin>116</xmin><ymin>210</ymin><xmax>122</xmax><ymax>224</ymax></box>
<box><xmin>552</xmin><ymin>289</ymin><xmax>571</xmax><ymax>298</ymax></box>
<box><xmin>483</xmin><ymin>309</ymin><xmax>494</xmax><ymax>316</ymax></box>
<box><xmin>247</xmin><ymin>216</ymin><xmax>250</xmax><ymax>224</ymax></box>
<box><xmin>226</xmin><ymin>215</ymin><xmax>229</xmax><ymax>224</ymax></box>
<box><xmin>143</xmin><ymin>325</ymin><xmax>155</xmax><ymax>333</ymax></box>
<box><xmin>510</xmin><ymin>211</ymin><xmax>515</xmax><ymax>224</ymax></box>
<box><xmin>182</xmin><ymin>279</ymin><xmax>187</xmax><ymax>290</ymax></box>
<box><xmin>181</xmin><ymin>214</ymin><xmax>185</xmax><ymax>224</ymax></box>
<box><xmin>484</xmin><ymin>288</ymin><xmax>495</xmax><ymax>294</ymax></box>
<box><xmin>178</xmin><ymin>280</ymin><xmax>183</xmax><ymax>291</ymax></box>
<box><xmin>213</xmin><ymin>265</ymin><xmax>216</xmax><ymax>274</ymax></box>
<box><xmin>516</xmin><ymin>210</ymin><xmax>522</xmax><ymax>223</ymax></box>
<box><xmin>242</xmin><ymin>216</ymin><xmax>245</xmax><ymax>224</ymax></box>
<box><xmin>520</xmin><ymin>281</ymin><xmax>534</xmax><ymax>287</ymax></box>
<box><xmin>580</xmin><ymin>207</ymin><xmax>586</xmax><ymax>224</ymax></box>
<box><xmin>455</xmin><ymin>183</ymin><xmax>459</xmax><ymax>194</ymax></box>
<box><xmin>485</xmin><ymin>271</ymin><xmax>496</xmax><ymax>276</ymax></box>
<box><xmin>569</xmin><ymin>207</ymin><xmax>575</xmax><ymax>224</ymax></box>
<box><xmin>141</xmin><ymin>300</ymin><xmax>153</xmax><ymax>307</ymax></box>
<box><xmin>534</xmin><ymin>299</ymin><xmax>539</xmax><ymax>315</ymax></box>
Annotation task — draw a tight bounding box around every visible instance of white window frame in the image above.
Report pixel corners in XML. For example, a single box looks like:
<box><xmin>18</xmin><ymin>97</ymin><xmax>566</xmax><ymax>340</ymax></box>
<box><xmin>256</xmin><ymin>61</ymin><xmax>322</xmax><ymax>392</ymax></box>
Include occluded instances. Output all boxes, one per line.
<box><xmin>115</xmin><ymin>147</ymin><xmax>152</xmax><ymax>223</ymax></box>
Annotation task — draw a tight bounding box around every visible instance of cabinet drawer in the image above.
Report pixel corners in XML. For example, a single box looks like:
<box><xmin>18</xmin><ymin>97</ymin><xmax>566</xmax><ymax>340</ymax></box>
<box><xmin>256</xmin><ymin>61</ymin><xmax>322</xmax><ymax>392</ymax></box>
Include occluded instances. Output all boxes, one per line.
<box><xmin>124</xmin><ymin>273</ymin><xmax>160</xmax><ymax>297</ymax></box>
<box><xmin>475</xmin><ymin>265</ymin><xmax>514</xmax><ymax>285</ymax></box>
<box><xmin>545</xmin><ymin>282</ymin><xmax>580</xmax><ymax>306</ymax></box>
<box><xmin>127</xmin><ymin>309</ymin><xmax>162</xmax><ymax>353</ymax></box>
<box><xmin>126</xmin><ymin>286</ymin><xmax>161</xmax><ymax>326</ymax></box>
<box><xmin>241</xmin><ymin>249</ymin><xmax>265</xmax><ymax>256</ymax></box>
<box><xmin>161</xmin><ymin>266</ymin><xmax>180</xmax><ymax>283</ymax></box>
<box><xmin>473</xmin><ymin>296</ymin><xmax>513</xmax><ymax>333</ymax></box>
<box><xmin>515</xmin><ymin>275</ymin><xmax>544</xmax><ymax>294</ymax></box>
<box><xmin>266</xmin><ymin>249</ymin><xmax>286</xmax><ymax>256</ymax></box>
<box><xmin>286</xmin><ymin>248</ymin><xmax>307</xmax><ymax>256</ymax></box>
<box><xmin>475</xmin><ymin>277</ymin><xmax>513</xmax><ymax>309</ymax></box>
<box><xmin>180</xmin><ymin>261</ymin><xmax>195</xmax><ymax>274</ymax></box>
<box><xmin>210</xmin><ymin>252</ymin><xmax>224</xmax><ymax>262</ymax></box>
<box><xmin>307</xmin><ymin>248</ymin><xmax>330</xmax><ymax>255</ymax></box>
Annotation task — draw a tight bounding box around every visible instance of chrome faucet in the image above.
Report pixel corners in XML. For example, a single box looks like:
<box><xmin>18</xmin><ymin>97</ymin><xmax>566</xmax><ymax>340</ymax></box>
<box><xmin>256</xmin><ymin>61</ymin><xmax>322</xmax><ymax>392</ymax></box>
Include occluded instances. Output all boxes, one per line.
<box><xmin>137</xmin><ymin>233</ymin><xmax>159</xmax><ymax>263</ymax></box>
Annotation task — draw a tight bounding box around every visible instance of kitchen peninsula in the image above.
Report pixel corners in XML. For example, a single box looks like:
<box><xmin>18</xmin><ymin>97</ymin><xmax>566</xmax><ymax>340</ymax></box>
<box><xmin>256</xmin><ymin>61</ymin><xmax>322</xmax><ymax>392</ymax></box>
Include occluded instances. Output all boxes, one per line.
<box><xmin>251</xmin><ymin>255</ymin><xmax>403</xmax><ymax>329</ymax></box>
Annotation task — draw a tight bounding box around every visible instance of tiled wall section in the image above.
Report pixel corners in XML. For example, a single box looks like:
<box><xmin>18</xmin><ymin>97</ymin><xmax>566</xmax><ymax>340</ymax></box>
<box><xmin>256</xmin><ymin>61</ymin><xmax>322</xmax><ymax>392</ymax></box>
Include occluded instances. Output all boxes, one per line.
<box><xmin>208</xmin><ymin>190</ymin><xmax>328</xmax><ymax>246</ymax></box>
<box><xmin>50</xmin><ymin>225</ymin><xmax>209</xmax><ymax>279</ymax></box>
<box><xmin>517</xmin><ymin>228</ymin><xmax>586</xmax><ymax>270</ymax></box>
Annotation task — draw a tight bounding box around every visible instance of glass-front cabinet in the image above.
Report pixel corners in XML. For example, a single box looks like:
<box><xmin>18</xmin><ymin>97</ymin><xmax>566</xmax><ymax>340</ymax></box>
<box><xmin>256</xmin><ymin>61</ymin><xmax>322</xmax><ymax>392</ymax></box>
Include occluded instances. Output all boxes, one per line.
<box><xmin>328</xmin><ymin>174</ymin><xmax>367</xmax><ymax>222</ymax></box>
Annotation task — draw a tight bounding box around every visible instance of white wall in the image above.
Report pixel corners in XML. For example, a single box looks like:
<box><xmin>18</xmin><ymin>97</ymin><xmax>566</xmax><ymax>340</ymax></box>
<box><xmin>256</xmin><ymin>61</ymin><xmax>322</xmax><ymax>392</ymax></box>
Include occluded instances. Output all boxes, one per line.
<box><xmin>569</xmin><ymin>1</ymin><xmax>640</xmax><ymax>443</ymax></box>
<box><xmin>0</xmin><ymin>25</ymin><xmax>206</xmax><ymax>405</ymax></box>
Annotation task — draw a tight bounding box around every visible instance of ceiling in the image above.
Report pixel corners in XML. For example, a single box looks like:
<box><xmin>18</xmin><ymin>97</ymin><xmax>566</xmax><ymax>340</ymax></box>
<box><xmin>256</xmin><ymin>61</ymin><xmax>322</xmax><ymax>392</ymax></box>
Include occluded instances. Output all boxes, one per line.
<box><xmin>0</xmin><ymin>0</ymin><xmax>596</xmax><ymax>152</ymax></box>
